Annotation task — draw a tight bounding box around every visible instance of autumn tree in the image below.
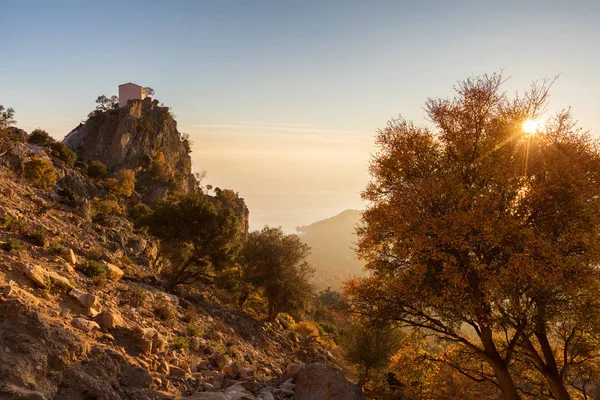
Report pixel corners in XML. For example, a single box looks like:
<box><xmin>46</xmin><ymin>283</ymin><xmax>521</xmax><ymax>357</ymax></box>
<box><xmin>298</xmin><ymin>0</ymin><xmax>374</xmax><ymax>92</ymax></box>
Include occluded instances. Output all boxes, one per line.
<box><xmin>144</xmin><ymin>87</ymin><xmax>155</xmax><ymax>97</ymax></box>
<box><xmin>345</xmin><ymin>73</ymin><xmax>600</xmax><ymax>400</ymax></box>
<box><xmin>137</xmin><ymin>189</ymin><xmax>248</xmax><ymax>290</ymax></box>
<box><xmin>239</xmin><ymin>226</ymin><xmax>314</xmax><ymax>321</ymax></box>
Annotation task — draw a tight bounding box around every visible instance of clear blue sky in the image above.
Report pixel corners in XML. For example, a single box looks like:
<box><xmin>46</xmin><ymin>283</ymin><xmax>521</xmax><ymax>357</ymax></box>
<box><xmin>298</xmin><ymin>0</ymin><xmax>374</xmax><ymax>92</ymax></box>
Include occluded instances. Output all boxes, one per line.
<box><xmin>2</xmin><ymin>0</ymin><xmax>599</xmax><ymax>231</ymax></box>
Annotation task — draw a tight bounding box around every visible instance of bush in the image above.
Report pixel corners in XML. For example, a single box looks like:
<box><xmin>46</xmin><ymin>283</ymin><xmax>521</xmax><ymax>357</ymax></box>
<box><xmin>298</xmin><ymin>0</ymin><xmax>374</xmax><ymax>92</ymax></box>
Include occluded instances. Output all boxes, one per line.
<box><xmin>50</xmin><ymin>241</ymin><xmax>67</xmax><ymax>255</ymax></box>
<box><xmin>186</xmin><ymin>323</ymin><xmax>204</xmax><ymax>337</ymax></box>
<box><xmin>115</xmin><ymin>169</ymin><xmax>135</xmax><ymax>197</ymax></box>
<box><xmin>87</xmin><ymin>160</ymin><xmax>108</xmax><ymax>179</ymax></box>
<box><xmin>91</xmin><ymin>199</ymin><xmax>122</xmax><ymax>224</ymax></box>
<box><xmin>28</xmin><ymin>226</ymin><xmax>48</xmax><ymax>247</ymax></box>
<box><xmin>28</xmin><ymin>129</ymin><xmax>53</xmax><ymax>146</ymax></box>
<box><xmin>294</xmin><ymin>321</ymin><xmax>320</xmax><ymax>338</ymax></box>
<box><xmin>154</xmin><ymin>304</ymin><xmax>175</xmax><ymax>322</ymax></box>
<box><xmin>23</xmin><ymin>157</ymin><xmax>57</xmax><ymax>190</ymax></box>
<box><xmin>49</xmin><ymin>142</ymin><xmax>76</xmax><ymax>166</ymax></box>
<box><xmin>0</xmin><ymin>215</ymin><xmax>25</xmax><ymax>233</ymax></box>
<box><xmin>81</xmin><ymin>259</ymin><xmax>107</xmax><ymax>278</ymax></box>
<box><xmin>149</xmin><ymin>152</ymin><xmax>173</xmax><ymax>183</ymax></box>
<box><xmin>2</xmin><ymin>238</ymin><xmax>25</xmax><ymax>251</ymax></box>
<box><xmin>173</xmin><ymin>336</ymin><xmax>189</xmax><ymax>350</ymax></box>
<box><xmin>128</xmin><ymin>204</ymin><xmax>151</xmax><ymax>222</ymax></box>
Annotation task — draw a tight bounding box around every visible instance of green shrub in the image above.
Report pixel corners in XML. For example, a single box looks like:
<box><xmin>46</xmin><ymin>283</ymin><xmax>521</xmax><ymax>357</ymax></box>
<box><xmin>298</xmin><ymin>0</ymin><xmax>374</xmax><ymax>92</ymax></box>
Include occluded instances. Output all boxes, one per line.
<box><xmin>128</xmin><ymin>204</ymin><xmax>151</xmax><ymax>221</ymax></box>
<box><xmin>91</xmin><ymin>199</ymin><xmax>122</xmax><ymax>224</ymax></box>
<box><xmin>154</xmin><ymin>304</ymin><xmax>175</xmax><ymax>322</ymax></box>
<box><xmin>23</xmin><ymin>157</ymin><xmax>57</xmax><ymax>190</ymax></box>
<box><xmin>186</xmin><ymin>323</ymin><xmax>203</xmax><ymax>337</ymax></box>
<box><xmin>49</xmin><ymin>142</ymin><xmax>76</xmax><ymax>166</ymax></box>
<box><xmin>2</xmin><ymin>238</ymin><xmax>25</xmax><ymax>251</ymax></box>
<box><xmin>0</xmin><ymin>215</ymin><xmax>25</xmax><ymax>233</ymax></box>
<box><xmin>28</xmin><ymin>226</ymin><xmax>48</xmax><ymax>247</ymax></box>
<box><xmin>173</xmin><ymin>336</ymin><xmax>189</xmax><ymax>350</ymax></box>
<box><xmin>50</xmin><ymin>241</ymin><xmax>68</xmax><ymax>255</ymax></box>
<box><xmin>81</xmin><ymin>259</ymin><xmax>107</xmax><ymax>278</ymax></box>
<box><xmin>87</xmin><ymin>160</ymin><xmax>108</xmax><ymax>179</ymax></box>
<box><xmin>28</xmin><ymin>129</ymin><xmax>53</xmax><ymax>146</ymax></box>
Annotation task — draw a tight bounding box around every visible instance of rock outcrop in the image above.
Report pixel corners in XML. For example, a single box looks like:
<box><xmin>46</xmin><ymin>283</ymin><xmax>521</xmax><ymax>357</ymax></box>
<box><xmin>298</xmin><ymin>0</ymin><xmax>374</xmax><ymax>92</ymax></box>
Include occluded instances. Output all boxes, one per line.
<box><xmin>63</xmin><ymin>98</ymin><xmax>196</xmax><ymax>203</ymax></box>
<box><xmin>292</xmin><ymin>363</ymin><xmax>365</xmax><ymax>400</ymax></box>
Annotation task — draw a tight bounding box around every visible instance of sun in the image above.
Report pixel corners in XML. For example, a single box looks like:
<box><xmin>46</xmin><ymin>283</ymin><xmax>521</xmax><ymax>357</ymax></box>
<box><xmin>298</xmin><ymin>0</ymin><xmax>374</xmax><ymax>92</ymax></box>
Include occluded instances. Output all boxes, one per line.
<box><xmin>522</xmin><ymin>119</ymin><xmax>541</xmax><ymax>134</ymax></box>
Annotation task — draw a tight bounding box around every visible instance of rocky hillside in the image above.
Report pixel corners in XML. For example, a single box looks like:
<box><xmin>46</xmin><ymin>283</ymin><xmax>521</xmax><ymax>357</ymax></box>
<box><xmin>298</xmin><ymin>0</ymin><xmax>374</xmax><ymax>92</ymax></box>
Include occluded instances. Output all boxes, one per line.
<box><xmin>296</xmin><ymin>210</ymin><xmax>365</xmax><ymax>290</ymax></box>
<box><xmin>63</xmin><ymin>98</ymin><xmax>196</xmax><ymax>203</ymax></box>
<box><xmin>0</xmin><ymin>115</ymin><xmax>363</xmax><ymax>399</ymax></box>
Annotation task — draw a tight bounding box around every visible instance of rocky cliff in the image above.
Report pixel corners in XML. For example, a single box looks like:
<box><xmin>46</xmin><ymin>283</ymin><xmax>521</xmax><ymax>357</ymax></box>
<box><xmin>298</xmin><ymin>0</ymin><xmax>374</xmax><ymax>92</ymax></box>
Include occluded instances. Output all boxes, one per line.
<box><xmin>63</xmin><ymin>98</ymin><xmax>196</xmax><ymax>203</ymax></box>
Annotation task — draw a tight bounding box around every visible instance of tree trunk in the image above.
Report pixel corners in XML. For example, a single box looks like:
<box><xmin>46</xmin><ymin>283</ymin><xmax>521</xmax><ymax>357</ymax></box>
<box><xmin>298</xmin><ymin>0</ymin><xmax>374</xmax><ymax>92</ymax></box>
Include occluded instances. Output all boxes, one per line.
<box><xmin>165</xmin><ymin>256</ymin><xmax>197</xmax><ymax>291</ymax></box>
<box><xmin>480</xmin><ymin>326</ymin><xmax>522</xmax><ymax>400</ymax></box>
<box><xmin>534</xmin><ymin>329</ymin><xmax>572</xmax><ymax>400</ymax></box>
<box><xmin>267</xmin><ymin>302</ymin><xmax>277</xmax><ymax>322</ymax></box>
<box><xmin>490</xmin><ymin>361</ymin><xmax>522</xmax><ymax>400</ymax></box>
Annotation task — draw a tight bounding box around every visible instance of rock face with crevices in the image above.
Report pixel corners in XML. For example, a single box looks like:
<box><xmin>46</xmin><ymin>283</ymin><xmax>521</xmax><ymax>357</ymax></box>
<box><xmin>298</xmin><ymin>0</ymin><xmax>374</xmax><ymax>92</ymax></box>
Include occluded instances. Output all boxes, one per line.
<box><xmin>63</xmin><ymin>97</ymin><xmax>196</xmax><ymax>203</ymax></box>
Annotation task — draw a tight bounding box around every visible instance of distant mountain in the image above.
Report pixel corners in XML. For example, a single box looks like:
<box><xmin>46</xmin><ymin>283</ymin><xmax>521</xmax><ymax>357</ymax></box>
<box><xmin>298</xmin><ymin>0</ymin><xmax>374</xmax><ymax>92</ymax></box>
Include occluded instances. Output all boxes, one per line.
<box><xmin>296</xmin><ymin>209</ymin><xmax>366</xmax><ymax>290</ymax></box>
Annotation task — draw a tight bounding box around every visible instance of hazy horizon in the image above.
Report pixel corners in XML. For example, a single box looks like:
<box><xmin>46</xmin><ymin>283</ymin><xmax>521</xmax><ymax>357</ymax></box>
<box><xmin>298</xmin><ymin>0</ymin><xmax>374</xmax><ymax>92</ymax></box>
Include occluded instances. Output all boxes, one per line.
<box><xmin>3</xmin><ymin>0</ymin><xmax>600</xmax><ymax>231</ymax></box>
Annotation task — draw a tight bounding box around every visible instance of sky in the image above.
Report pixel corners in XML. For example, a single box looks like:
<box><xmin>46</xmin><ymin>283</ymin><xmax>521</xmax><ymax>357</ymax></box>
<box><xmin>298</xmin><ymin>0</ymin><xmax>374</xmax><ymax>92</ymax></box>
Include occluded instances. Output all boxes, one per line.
<box><xmin>2</xmin><ymin>0</ymin><xmax>600</xmax><ymax>232</ymax></box>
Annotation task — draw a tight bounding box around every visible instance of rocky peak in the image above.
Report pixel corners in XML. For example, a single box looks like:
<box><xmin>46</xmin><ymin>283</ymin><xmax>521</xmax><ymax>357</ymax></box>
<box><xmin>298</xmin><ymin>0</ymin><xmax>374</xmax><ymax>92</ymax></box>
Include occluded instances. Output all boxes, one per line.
<box><xmin>63</xmin><ymin>97</ymin><xmax>196</xmax><ymax>202</ymax></box>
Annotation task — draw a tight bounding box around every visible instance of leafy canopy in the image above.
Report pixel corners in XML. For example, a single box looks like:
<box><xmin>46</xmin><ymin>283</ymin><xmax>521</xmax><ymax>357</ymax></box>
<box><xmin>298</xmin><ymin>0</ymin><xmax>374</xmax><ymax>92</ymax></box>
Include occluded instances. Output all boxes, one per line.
<box><xmin>137</xmin><ymin>189</ymin><xmax>248</xmax><ymax>289</ymax></box>
<box><xmin>346</xmin><ymin>73</ymin><xmax>600</xmax><ymax>399</ymax></box>
<box><xmin>240</xmin><ymin>226</ymin><xmax>314</xmax><ymax>321</ymax></box>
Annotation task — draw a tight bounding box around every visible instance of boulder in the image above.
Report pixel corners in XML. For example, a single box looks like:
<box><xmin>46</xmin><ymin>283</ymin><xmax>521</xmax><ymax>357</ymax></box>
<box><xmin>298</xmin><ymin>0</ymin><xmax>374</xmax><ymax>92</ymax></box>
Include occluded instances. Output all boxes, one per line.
<box><xmin>104</xmin><ymin>262</ymin><xmax>124</xmax><ymax>281</ymax></box>
<box><xmin>222</xmin><ymin>361</ymin><xmax>240</xmax><ymax>379</ymax></box>
<box><xmin>293</xmin><ymin>363</ymin><xmax>364</xmax><ymax>400</ymax></box>
<box><xmin>152</xmin><ymin>332</ymin><xmax>168</xmax><ymax>353</ymax></box>
<box><xmin>99</xmin><ymin>311</ymin><xmax>125</xmax><ymax>329</ymax></box>
<box><xmin>122</xmin><ymin>365</ymin><xmax>153</xmax><ymax>389</ymax></box>
<box><xmin>137</xmin><ymin>338</ymin><xmax>153</xmax><ymax>354</ymax></box>
<box><xmin>69</xmin><ymin>288</ymin><xmax>101</xmax><ymax>316</ymax></box>
<box><xmin>71</xmin><ymin>318</ymin><xmax>100</xmax><ymax>332</ymax></box>
<box><xmin>282</xmin><ymin>363</ymin><xmax>304</xmax><ymax>380</ymax></box>
<box><xmin>24</xmin><ymin>265</ymin><xmax>50</xmax><ymax>288</ymax></box>
<box><xmin>60</xmin><ymin>248</ymin><xmax>78</xmax><ymax>266</ymax></box>
<box><xmin>46</xmin><ymin>271</ymin><xmax>72</xmax><ymax>289</ymax></box>
<box><xmin>208</xmin><ymin>352</ymin><xmax>228</xmax><ymax>370</ymax></box>
<box><xmin>224</xmin><ymin>384</ymin><xmax>253</xmax><ymax>400</ymax></box>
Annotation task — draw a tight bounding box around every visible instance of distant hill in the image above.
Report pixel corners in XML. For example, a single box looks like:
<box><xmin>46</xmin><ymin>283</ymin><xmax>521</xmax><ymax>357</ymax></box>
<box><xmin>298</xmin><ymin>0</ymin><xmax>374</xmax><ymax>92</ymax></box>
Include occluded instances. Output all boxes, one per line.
<box><xmin>296</xmin><ymin>209</ymin><xmax>366</xmax><ymax>290</ymax></box>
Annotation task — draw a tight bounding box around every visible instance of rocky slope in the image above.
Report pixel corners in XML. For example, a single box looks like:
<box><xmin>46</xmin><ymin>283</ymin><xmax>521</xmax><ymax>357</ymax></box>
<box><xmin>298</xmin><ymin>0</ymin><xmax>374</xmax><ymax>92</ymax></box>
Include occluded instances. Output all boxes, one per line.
<box><xmin>0</xmin><ymin>128</ymin><xmax>362</xmax><ymax>399</ymax></box>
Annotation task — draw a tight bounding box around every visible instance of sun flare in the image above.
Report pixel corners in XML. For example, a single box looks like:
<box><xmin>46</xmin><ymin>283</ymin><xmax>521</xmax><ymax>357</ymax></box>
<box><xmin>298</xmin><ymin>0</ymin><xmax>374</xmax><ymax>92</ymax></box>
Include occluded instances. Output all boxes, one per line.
<box><xmin>522</xmin><ymin>119</ymin><xmax>541</xmax><ymax>134</ymax></box>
